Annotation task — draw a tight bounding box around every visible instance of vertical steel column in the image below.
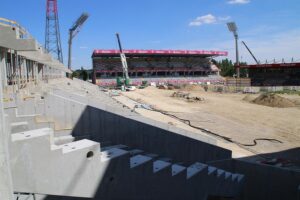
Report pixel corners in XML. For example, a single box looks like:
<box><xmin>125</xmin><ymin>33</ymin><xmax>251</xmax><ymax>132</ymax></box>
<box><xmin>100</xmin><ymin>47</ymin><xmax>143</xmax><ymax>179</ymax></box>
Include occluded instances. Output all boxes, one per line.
<box><xmin>235</xmin><ymin>35</ymin><xmax>240</xmax><ymax>78</ymax></box>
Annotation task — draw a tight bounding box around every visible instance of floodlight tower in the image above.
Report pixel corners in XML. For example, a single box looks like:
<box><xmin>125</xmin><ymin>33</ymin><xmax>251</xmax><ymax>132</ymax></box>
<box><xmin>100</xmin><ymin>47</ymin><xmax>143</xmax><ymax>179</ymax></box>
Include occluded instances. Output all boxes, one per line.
<box><xmin>227</xmin><ymin>22</ymin><xmax>240</xmax><ymax>78</ymax></box>
<box><xmin>68</xmin><ymin>13</ymin><xmax>89</xmax><ymax>70</ymax></box>
<box><xmin>45</xmin><ymin>0</ymin><xmax>63</xmax><ymax>63</ymax></box>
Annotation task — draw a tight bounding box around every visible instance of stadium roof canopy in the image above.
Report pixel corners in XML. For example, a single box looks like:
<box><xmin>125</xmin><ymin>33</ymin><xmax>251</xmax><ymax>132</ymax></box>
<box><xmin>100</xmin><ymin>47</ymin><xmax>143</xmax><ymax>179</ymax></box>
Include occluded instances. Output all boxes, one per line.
<box><xmin>92</xmin><ymin>49</ymin><xmax>228</xmax><ymax>58</ymax></box>
<box><xmin>238</xmin><ymin>63</ymin><xmax>300</xmax><ymax>69</ymax></box>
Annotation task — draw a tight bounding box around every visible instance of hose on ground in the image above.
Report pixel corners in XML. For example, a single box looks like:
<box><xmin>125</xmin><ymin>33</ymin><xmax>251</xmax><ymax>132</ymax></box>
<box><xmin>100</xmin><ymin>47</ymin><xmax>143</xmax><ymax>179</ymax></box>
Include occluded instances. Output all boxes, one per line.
<box><xmin>138</xmin><ymin>105</ymin><xmax>283</xmax><ymax>147</ymax></box>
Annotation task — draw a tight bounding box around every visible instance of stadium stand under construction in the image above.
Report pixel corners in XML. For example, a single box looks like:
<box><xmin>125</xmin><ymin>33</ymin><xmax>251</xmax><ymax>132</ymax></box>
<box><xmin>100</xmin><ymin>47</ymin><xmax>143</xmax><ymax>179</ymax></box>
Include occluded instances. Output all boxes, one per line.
<box><xmin>92</xmin><ymin>49</ymin><xmax>226</xmax><ymax>86</ymax></box>
<box><xmin>239</xmin><ymin>63</ymin><xmax>300</xmax><ymax>86</ymax></box>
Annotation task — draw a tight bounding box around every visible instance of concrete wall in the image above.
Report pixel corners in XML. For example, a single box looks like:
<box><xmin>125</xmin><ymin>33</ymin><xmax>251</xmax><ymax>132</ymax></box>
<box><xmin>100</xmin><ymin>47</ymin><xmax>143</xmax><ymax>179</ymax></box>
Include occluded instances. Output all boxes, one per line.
<box><xmin>83</xmin><ymin>105</ymin><xmax>231</xmax><ymax>164</ymax></box>
<box><xmin>209</xmin><ymin>158</ymin><xmax>300</xmax><ymax>200</ymax></box>
<box><xmin>42</xmin><ymin>92</ymin><xmax>231</xmax><ymax>164</ymax></box>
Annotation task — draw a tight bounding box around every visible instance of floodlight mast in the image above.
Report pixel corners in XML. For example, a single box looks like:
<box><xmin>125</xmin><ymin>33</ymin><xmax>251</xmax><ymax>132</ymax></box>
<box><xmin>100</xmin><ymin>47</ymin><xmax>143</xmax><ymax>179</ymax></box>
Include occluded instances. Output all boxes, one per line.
<box><xmin>227</xmin><ymin>22</ymin><xmax>240</xmax><ymax>78</ymax></box>
<box><xmin>68</xmin><ymin>13</ymin><xmax>89</xmax><ymax>70</ymax></box>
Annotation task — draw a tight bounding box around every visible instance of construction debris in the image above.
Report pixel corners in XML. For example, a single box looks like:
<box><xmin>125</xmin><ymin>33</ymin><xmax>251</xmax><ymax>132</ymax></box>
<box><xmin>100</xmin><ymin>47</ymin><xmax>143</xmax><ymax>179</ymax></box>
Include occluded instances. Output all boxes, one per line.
<box><xmin>157</xmin><ymin>85</ymin><xmax>168</xmax><ymax>90</ymax></box>
<box><xmin>171</xmin><ymin>91</ymin><xmax>204</xmax><ymax>102</ymax></box>
<box><xmin>180</xmin><ymin>84</ymin><xmax>205</xmax><ymax>92</ymax></box>
<box><xmin>251</xmin><ymin>93</ymin><xmax>296</xmax><ymax>108</ymax></box>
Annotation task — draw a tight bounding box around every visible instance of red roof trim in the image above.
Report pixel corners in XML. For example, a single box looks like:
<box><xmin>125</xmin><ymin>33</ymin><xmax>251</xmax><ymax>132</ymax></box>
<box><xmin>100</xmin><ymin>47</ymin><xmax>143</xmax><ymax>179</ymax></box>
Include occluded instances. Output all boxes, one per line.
<box><xmin>238</xmin><ymin>63</ymin><xmax>300</xmax><ymax>69</ymax></box>
<box><xmin>92</xmin><ymin>49</ymin><xmax>228</xmax><ymax>57</ymax></box>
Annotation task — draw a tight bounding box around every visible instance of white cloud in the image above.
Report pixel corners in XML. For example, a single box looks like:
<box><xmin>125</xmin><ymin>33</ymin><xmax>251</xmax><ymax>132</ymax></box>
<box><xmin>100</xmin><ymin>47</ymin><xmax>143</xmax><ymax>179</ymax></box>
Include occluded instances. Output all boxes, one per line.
<box><xmin>189</xmin><ymin>14</ymin><xmax>230</xmax><ymax>27</ymax></box>
<box><xmin>227</xmin><ymin>0</ymin><xmax>250</xmax><ymax>4</ymax></box>
<box><xmin>189</xmin><ymin>14</ymin><xmax>216</xmax><ymax>26</ymax></box>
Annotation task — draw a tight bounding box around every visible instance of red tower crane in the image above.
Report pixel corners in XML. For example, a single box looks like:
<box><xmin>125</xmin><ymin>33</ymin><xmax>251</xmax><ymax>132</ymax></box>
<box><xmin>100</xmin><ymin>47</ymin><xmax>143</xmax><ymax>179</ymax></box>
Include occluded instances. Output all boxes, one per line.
<box><xmin>45</xmin><ymin>0</ymin><xmax>63</xmax><ymax>63</ymax></box>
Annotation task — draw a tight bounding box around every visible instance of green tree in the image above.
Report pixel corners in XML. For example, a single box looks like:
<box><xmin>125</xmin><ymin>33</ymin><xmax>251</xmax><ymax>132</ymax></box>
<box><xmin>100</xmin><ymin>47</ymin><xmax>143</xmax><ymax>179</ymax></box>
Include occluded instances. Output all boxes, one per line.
<box><xmin>218</xmin><ymin>59</ymin><xmax>235</xmax><ymax>77</ymax></box>
<box><xmin>72</xmin><ymin>71</ymin><xmax>80</xmax><ymax>78</ymax></box>
<box><xmin>217</xmin><ymin>59</ymin><xmax>248</xmax><ymax>78</ymax></box>
<box><xmin>81</xmin><ymin>69</ymin><xmax>88</xmax><ymax>81</ymax></box>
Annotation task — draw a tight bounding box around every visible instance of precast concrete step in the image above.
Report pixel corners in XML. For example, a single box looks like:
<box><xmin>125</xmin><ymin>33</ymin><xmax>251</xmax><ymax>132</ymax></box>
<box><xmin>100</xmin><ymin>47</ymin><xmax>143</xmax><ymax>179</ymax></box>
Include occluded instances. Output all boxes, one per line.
<box><xmin>185</xmin><ymin>163</ymin><xmax>210</xmax><ymax>200</ymax></box>
<box><xmin>61</xmin><ymin>139</ymin><xmax>100</xmax><ymax>154</ymax></box>
<box><xmin>128</xmin><ymin>149</ymin><xmax>144</xmax><ymax>156</ymax></box>
<box><xmin>187</xmin><ymin>162</ymin><xmax>208</xmax><ymax>179</ymax></box>
<box><xmin>130</xmin><ymin>154</ymin><xmax>153</xmax><ymax>169</ymax></box>
<box><xmin>172</xmin><ymin>164</ymin><xmax>186</xmax><ymax>176</ymax></box>
<box><xmin>11</xmin><ymin>128</ymin><xmax>53</xmax><ymax>142</ymax></box>
<box><xmin>101</xmin><ymin>144</ymin><xmax>128</xmax><ymax>151</ymax></box>
<box><xmin>53</xmin><ymin>129</ymin><xmax>73</xmax><ymax>137</ymax></box>
<box><xmin>153</xmin><ymin>160</ymin><xmax>171</xmax><ymax>174</ymax></box>
<box><xmin>10</xmin><ymin>121</ymin><xmax>29</xmax><ymax>133</ymax></box>
<box><xmin>101</xmin><ymin>147</ymin><xmax>128</xmax><ymax>162</ymax></box>
<box><xmin>145</xmin><ymin>160</ymin><xmax>173</xmax><ymax>199</ymax></box>
<box><xmin>53</xmin><ymin>135</ymin><xmax>75</xmax><ymax>145</ymax></box>
<box><xmin>208</xmin><ymin>166</ymin><xmax>218</xmax><ymax>176</ymax></box>
<box><xmin>216</xmin><ymin>169</ymin><xmax>226</xmax><ymax>178</ymax></box>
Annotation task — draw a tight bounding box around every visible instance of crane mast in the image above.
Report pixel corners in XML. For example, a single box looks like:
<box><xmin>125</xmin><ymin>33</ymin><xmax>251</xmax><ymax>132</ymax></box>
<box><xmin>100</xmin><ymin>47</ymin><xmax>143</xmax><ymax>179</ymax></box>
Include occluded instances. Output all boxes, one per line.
<box><xmin>116</xmin><ymin>33</ymin><xmax>130</xmax><ymax>81</ymax></box>
<box><xmin>241</xmin><ymin>41</ymin><xmax>259</xmax><ymax>64</ymax></box>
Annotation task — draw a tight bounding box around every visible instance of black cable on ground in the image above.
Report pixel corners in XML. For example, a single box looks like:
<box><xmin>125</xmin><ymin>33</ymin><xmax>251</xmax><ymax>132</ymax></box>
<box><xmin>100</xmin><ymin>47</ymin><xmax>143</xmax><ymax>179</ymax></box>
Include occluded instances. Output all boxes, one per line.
<box><xmin>142</xmin><ymin>106</ymin><xmax>283</xmax><ymax>148</ymax></box>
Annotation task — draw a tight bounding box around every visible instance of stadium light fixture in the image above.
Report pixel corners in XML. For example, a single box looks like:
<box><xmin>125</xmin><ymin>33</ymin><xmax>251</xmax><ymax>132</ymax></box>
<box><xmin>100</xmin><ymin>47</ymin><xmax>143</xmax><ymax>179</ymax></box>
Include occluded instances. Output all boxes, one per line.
<box><xmin>227</xmin><ymin>22</ymin><xmax>240</xmax><ymax>78</ymax></box>
<box><xmin>68</xmin><ymin>13</ymin><xmax>89</xmax><ymax>70</ymax></box>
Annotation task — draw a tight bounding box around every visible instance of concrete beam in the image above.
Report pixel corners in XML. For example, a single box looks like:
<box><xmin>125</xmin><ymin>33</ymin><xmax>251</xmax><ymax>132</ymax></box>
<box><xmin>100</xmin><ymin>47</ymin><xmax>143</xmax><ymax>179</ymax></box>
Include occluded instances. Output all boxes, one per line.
<box><xmin>0</xmin><ymin>25</ymin><xmax>37</xmax><ymax>51</ymax></box>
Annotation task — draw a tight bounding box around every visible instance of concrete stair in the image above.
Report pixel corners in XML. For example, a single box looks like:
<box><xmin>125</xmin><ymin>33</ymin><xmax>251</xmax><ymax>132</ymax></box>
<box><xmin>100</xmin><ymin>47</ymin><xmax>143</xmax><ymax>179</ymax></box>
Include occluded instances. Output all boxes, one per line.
<box><xmin>9</xmin><ymin>128</ymin><xmax>244</xmax><ymax>199</ymax></box>
<box><xmin>4</xmin><ymin>81</ymin><xmax>245</xmax><ymax>199</ymax></box>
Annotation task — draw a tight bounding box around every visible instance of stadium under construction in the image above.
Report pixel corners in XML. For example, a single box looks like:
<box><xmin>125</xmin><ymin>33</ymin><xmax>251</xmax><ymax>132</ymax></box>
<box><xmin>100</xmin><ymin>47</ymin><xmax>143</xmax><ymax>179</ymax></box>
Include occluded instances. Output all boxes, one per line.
<box><xmin>1</xmin><ymin>1</ymin><xmax>300</xmax><ymax>199</ymax></box>
<box><xmin>92</xmin><ymin>49</ymin><xmax>226</xmax><ymax>86</ymax></box>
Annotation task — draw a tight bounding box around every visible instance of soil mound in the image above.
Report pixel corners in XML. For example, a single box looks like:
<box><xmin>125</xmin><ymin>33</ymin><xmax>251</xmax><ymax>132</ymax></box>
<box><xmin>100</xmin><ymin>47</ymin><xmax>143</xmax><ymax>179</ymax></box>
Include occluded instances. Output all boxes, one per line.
<box><xmin>243</xmin><ymin>95</ymin><xmax>256</xmax><ymax>102</ymax></box>
<box><xmin>252</xmin><ymin>93</ymin><xmax>296</xmax><ymax>108</ymax></box>
<box><xmin>180</xmin><ymin>84</ymin><xmax>205</xmax><ymax>92</ymax></box>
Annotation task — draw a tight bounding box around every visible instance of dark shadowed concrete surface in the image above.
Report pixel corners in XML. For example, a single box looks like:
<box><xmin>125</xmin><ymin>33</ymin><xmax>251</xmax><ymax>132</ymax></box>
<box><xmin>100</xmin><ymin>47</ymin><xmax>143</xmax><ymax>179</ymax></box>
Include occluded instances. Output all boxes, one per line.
<box><xmin>72</xmin><ymin>105</ymin><xmax>232</xmax><ymax>164</ymax></box>
<box><xmin>209</xmin><ymin>151</ymin><xmax>300</xmax><ymax>200</ymax></box>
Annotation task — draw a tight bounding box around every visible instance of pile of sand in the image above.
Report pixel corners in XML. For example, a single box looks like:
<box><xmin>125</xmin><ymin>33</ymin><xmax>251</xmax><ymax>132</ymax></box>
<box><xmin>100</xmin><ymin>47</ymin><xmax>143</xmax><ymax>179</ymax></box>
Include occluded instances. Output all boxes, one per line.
<box><xmin>180</xmin><ymin>84</ymin><xmax>205</xmax><ymax>92</ymax></box>
<box><xmin>252</xmin><ymin>93</ymin><xmax>296</xmax><ymax>108</ymax></box>
<box><xmin>242</xmin><ymin>94</ymin><xmax>256</xmax><ymax>102</ymax></box>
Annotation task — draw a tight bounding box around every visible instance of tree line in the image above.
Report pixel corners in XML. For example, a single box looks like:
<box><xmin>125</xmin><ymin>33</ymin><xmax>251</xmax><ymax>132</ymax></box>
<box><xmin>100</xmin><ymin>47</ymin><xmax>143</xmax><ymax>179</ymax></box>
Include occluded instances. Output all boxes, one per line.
<box><xmin>212</xmin><ymin>59</ymin><xmax>248</xmax><ymax>78</ymax></box>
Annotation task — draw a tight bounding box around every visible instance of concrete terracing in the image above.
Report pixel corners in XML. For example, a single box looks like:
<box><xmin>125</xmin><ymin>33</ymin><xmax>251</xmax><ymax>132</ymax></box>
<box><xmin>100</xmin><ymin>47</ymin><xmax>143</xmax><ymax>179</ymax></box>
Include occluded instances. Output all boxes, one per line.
<box><xmin>2</xmin><ymin>77</ymin><xmax>299</xmax><ymax>200</ymax></box>
<box><xmin>2</xmin><ymin>78</ymin><xmax>247</xmax><ymax>199</ymax></box>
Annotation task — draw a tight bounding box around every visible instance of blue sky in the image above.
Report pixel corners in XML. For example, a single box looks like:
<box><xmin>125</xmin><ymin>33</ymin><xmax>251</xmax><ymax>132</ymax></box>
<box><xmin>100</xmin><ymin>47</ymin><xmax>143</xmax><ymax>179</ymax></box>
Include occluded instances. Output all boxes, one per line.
<box><xmin>1</xmin><ymin>0</ymin><xmax>300</xmax><ymax>69</ymax></box>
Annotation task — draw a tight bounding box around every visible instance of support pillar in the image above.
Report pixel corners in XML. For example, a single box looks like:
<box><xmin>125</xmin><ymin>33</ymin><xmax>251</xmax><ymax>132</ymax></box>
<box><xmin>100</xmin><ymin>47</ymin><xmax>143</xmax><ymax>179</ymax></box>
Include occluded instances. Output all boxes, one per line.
<box><xmin>0</xmin><ymin>48</ymin><xmax>14</xmax><ymax>200</ymax></box>
<box><xmin>15</xmin><ymin>51</ymin><xmax>20</xmax><ymax>91</ymax></box>
<box><xmin>0</xmin><ymin>49</ymin><xmax>7</xmax><ymax>90</ymax></box>
<box><xmin>2</xmin><ymin>49</ymin><xmax>8</xmax><ymax>89</ymax></box>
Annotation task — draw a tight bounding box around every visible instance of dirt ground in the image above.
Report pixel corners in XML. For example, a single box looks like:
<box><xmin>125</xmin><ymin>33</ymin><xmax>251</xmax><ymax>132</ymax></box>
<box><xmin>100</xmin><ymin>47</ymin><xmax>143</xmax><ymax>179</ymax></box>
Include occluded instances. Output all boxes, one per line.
<box><xmin>114</xmin><ymin>86</ymin><xmax>300</xmax><ymax>161</ymax></box>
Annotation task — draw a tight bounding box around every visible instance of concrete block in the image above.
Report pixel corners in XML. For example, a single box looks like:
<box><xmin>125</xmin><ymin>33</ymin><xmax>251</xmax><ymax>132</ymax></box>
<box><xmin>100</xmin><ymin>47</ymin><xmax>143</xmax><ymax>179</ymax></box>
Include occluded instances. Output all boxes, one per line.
<box><xmin>53</xmin><ymin>135</ymin><xmax>75</xmax><ymax>146</ymax></box>
<box><xmin>187</xmin><ymin>162</ymin><xmax>207</xmax><ymax>179</ymax></box>
<box><xmin>10</xmin><ymin>121</ymin><xmax>29</xmax><ymax>133</ymax></box>
<box><xmin>130</xmin><ymin>155</ymin><xmax>152</xmax><ymax>168</ymax></box>
<box><xmin>101</xmin><ymin>148</ymin><xmax>128</xmax><ymax>162</ymax></box>
<box><xmin>172</xmin><ymin>164</ymin><xmax>186</xmax><ymax>176</ymax></box>
<box><xmin>153</xmin><ymin>160</ymin><xmax>171</xmax><ymax>173</ymax></box>
<box><xmin>11</xmin><ymin>128</ymin><xmax>53</xmax><ymax>142</ymax></box>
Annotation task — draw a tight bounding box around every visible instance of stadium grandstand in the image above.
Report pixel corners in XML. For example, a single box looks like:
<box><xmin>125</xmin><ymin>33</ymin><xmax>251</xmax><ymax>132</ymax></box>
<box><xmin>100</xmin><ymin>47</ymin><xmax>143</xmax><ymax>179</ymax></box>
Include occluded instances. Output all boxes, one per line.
<box><xmin>239</xmin><ymin>62</ymin><xmax>300</xmax><ymax>86</ymax></box>
<box><xmin>92</xmin><ymin>49</ymin><xmax>227</xmax><ymax>86</ymax></box>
